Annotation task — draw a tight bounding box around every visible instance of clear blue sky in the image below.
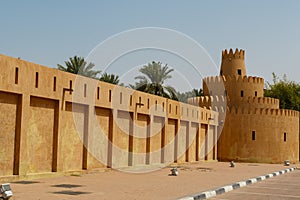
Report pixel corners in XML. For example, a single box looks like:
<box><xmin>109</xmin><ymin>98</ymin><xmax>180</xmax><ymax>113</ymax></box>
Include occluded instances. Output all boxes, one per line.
<box><xmin>1</xmin><ymin>1</ymin><xmax>299</xmax><ymax>91</ymax></box>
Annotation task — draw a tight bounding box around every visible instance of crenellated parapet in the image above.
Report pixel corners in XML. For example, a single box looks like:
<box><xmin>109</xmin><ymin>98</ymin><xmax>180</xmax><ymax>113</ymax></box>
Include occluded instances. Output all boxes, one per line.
<box><xmin>203</xmin><ymin>75</ymin><xmax>265</xmax><ymax>99</ymax></box>
<box><xmin>222</xmin><ymin>48</ymin><xmax>245</xmax><ymax>60</ymax></box>
<box><xmin>226</xmin><ymin>106</ymin><xmax>299</xmax><ymax>117</ymax></box>
<box><xmin>227</xmin><ymin>96</ymin><xmax>280</xmax><ymax>109</ymax></box>
<box><xmin>187</xmin><ymin>95</ymin><xmax>227</xmax><ymax>113</ymax></box>
<box><xmin>220</xmin><ymin>48</ymin><xmax>247</xmax><ymax>76</ymax></box>
<box><xmin>203</xmin><ymin>75</ymin><xmax>264</xmax><ymax>85</ymax></box>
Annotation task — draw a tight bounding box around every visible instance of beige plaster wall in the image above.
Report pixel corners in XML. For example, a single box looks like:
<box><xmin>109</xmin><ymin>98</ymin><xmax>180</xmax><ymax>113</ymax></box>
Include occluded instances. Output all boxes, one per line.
<box><xmin>0</xmin><ymin>54</ymin><xmax>218</xmax><ymax>181</ymax></box>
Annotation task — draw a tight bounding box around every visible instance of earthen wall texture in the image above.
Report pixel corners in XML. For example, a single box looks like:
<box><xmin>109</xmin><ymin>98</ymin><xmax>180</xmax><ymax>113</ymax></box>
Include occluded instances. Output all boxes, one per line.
<box><xmin>194</xmin><ymin>48</ymin><xmax>299</xmax><ymax>164</ymax></box>
<box><xmin>0</xmin><ymin>54</ymin><xmax>218</xmax><ymax>181</ymax></box>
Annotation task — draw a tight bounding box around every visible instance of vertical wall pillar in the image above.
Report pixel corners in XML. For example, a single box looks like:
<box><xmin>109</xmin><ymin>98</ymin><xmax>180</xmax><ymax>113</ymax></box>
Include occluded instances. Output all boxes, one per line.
<box><xmin>82</xmin><ymin>105</ymin><xmax>89</xmax><ymax>170</ymax></box>
<box><xmin>145</xmin><ymin>115</ymin><xmax>151</xmax><ymax>165</ymax></box>
<box><xmin>128</xmin><ymin>112</ymin><xmax>134</xmax><ymax>166</ymax></box>
<box><xmin>107</xmin><ymin>109</ymin><xmax>114</xmax><ymax>168</ymax></box>
<box><xmin>13</xmin><ymin>94</ymin><xmax>22</xmax><ymax>175</ymax></box>
<box><xmin>173</xmin><ymin>119</ymin><xmax>179</xmax><ymax>163</ymax></box>
<box><xmin>18</xmin><ymin>94</ymin><xmax>30</xmax><ymax>176</ymax></box>
<box><xmin>160</xmin><ymin>117</ymin><xmax>166</xmax><ymax>164</ymax></box>
<box><xmin>185</xmin><ymin>121</ymin><xmax>190</xmax><ymax>162</ymax></box>
<box><xmin>205</xmin><ymin>124</ymin><xmax>208</xmax><ymax>160</ymax></box>
<box><xmin>213</xmin><ymin>125</ymin><xmax>218</xmax><ymax>160</ymax></box>
<box><xmin>195</xmin><ymin>123</ymin><xmax>200</xmax><ymax>161</ymax></box>
<box><xmin>51</xmin><ymin>100</ymin><xmax>59</xmax><ymax>172</ymax></box>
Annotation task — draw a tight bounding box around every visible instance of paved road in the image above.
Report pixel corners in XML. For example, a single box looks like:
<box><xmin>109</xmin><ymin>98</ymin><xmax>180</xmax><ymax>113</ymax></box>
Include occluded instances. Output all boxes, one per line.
<box><xmin>211</xmin><ymin>169</ymin><xmax>300</xmax><ymax>200</ymax></box>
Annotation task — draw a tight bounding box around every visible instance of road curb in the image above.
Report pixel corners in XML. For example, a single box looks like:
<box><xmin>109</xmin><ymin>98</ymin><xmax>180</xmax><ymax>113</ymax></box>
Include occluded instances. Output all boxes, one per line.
<box><xmin>177</xmin><ymin>167</ymin><xmax>296</xmax><ymax>200</ymax></box>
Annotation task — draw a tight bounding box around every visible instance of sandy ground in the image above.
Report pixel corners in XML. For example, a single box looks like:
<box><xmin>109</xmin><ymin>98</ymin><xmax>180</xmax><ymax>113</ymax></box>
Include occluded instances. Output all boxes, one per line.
<box><xmin>7</xmin><ymin>162</ymin><xmax>296</xmax><ymax>200</ymax></box>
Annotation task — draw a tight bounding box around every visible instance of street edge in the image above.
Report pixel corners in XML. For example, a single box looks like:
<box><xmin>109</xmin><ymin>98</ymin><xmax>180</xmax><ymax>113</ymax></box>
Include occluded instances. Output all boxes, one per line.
<box><xmin>177</xmin><ymin>167</ymin><xmax>296</xmax><ymax>200</ymax></box>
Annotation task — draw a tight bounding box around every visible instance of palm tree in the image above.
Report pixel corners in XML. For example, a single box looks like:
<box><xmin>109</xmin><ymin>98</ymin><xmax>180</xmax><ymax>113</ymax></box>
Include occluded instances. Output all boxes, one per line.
<box><xmin>99</xmin><ymin>72</ymin><xmax>121</xmax><ymax>85</ymax></box>
<box><xmin>134</xmin><ymin>61</ymin><xmax>178</xmax><ymax>100</ymax></box>
<box><xmin>176</xmin><ymin>89</ymin><xmax>203</xmax><ymax>103</ymax></box>
<box><xmin>192</xmin><ymin>88</ymin><xmax>203</xmax><ymax>97</ymax></box>
<box><xmin>57</xmin><ymin>56</ymin><xmax>101</xmax><ymax>79</ymax></box>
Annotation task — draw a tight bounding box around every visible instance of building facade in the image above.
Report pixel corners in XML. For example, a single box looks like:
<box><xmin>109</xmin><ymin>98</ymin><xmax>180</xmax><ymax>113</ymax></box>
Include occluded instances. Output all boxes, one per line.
<box><xmin>189</xmin><ymin>49</ymin><xmax>299</xmax><ymax>163</ymax></box>
<box><xmin>0</xmin><ymin>54</ymin><xmax>218</xmax><ymax>181</ymax></box>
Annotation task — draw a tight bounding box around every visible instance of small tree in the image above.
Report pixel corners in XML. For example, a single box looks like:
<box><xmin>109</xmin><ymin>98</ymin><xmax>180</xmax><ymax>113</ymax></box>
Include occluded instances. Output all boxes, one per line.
<box><xmin>265</xmin><ymin>73</ymin><xmax>300</xmax><ymax>111</ymax></box>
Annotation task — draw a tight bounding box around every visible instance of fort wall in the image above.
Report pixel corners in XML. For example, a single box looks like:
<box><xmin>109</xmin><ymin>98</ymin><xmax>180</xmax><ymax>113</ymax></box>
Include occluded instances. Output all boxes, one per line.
<box><xmin>218</xmin><ymin>107</ymin><xmax>299</xmax><ymax>163</ymax></box>
<box><xmin>0</xmin><ymin>54</ymin><xmax>219</xmax><ymax>181</ymax></box>
<box><xmin>203</xmin><ymin>75</ymin><xmax>265</xmax><ymax>100</ymax></box>
<box><xmin>190</xmin><ymin>48</ymin><xmax>299</xmax><ymax>164</ymax></box>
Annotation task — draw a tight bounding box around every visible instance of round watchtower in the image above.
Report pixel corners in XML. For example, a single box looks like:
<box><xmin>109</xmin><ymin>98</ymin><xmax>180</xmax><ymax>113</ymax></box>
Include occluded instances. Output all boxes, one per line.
<box><xmin>220</xmin><ymin>48</ymin><xmax>246</xmax><ymax>77</ymax></box>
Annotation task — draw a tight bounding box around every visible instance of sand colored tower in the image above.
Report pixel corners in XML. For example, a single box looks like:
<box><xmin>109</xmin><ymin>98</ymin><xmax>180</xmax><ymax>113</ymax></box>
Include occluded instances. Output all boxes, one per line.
<box><xmin>189</xmin><ymin>48</ymin><xmax>299</xmax><ymax>163</ymax></box>
<box><xmin>220</xmin><ymin>48</ymin><xmax>246</xmax><ymax>77</ymax></box>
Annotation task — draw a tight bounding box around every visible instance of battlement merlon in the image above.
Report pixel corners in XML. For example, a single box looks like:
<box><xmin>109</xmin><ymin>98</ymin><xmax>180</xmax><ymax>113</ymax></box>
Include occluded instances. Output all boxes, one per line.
<box><xmin>222</xmin><ymin>48</ymin><xmax>245</xmax><ymax>60</ymax></box>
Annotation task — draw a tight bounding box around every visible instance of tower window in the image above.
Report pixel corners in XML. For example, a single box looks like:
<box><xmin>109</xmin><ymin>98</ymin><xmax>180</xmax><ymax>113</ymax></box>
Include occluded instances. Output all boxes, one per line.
<box><xmin>284</xmin><ymin>132</ymin><xmax>287</xmax><ymax>142</ymax></box>
<box><xmin>241</xmin><ymin>90</ymin><xmax>244</xmax><ymax>97</ymax></box>
<box><xmin>255</xmin><ymin>91</ymin><xmax>257</xmax><ymax>97</ymax></box>
<box><xmin>252</xmin><ymin>131</ymin><xmax>256</xmax><ymax>141</ymax></box>
<box><xmin>237</xmin><ymin>69</ymin><xmax>242</xmax><ymax>75</ymax></box>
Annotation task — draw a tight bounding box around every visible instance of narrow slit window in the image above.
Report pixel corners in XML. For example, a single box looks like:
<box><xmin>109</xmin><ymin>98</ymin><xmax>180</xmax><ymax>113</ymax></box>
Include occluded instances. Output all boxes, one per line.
<box><xmin>15</xmin><ymin>67</ymin><xmax>19</xmax><ymax>84</ymax></box>
<box><xmin>155</xmin><ymin>100</ymin><xmax>157</xmax><ymax>111</ymax></box>
<box><xmin>169</xmin><ymin>104</ymin><xmax>171</xmax><ymax>113</ymax></box>
<box><xmin>176</xmin><ymin>106</ymin><xmax>178</xmax><ymax>115</ymax></box>
<box><xmin>162</xmin><ymin>102</ymin><xmax>165</xmax><ymax>111</ymax></box>
<box><xmin>255</xmin><ymin>91</ymin><xmax>257</xmax><ymax>97</ymax></box>
<box><xmin>241</xmin><ymin>90</ymin><xmax>244</xmax><ymax>97</ymax></box>
<box><xmin>284</xmin><ymin>132</ymin><xmax>287</xmax><ymax>142</ymax></box>
<box><xmin>130</xmin><ymin>95</ymin><xmax>132</xmax><ymax>106</ymax></box>
<box><xmin>120</xmin><ymin>92</ymin><xmax>122</xmax><ymax>104</ymax></box>
<box><xmin>84</xmin><ymin>84</ymin><xmax>87</xmax><ymax>97</ymax></box>
<box><xmin>147</xmin><ymin>99</ymin><xmax>150</xmax><ymax>109</ymax></box>
<box><xmin>69</xmin><ymin>80</ymin><xmax>72</xmax><ymax>94</ymax></box>
<box><xmin>109</xmin><ymin>90</ymin><xmax>112</xmax><ymax>102</ymax></box>
<box><xmin>252</xmin><ymin>131</ymin><xmax>256</xmax><ymax>141</ymax></box>
<box><xmin>53</xmin><ymin>76</ymin><xmax>56</xmax><ymax>91</ymax></box>
<box><xmin>97</xmin><ymin>87</ymin><xmax>100</xmax><ymax>100</ymax></box>
<box><xmin>35</xmin><ymin>72</ymin><xmax>39</xmax><ymax>88</ymax></box>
